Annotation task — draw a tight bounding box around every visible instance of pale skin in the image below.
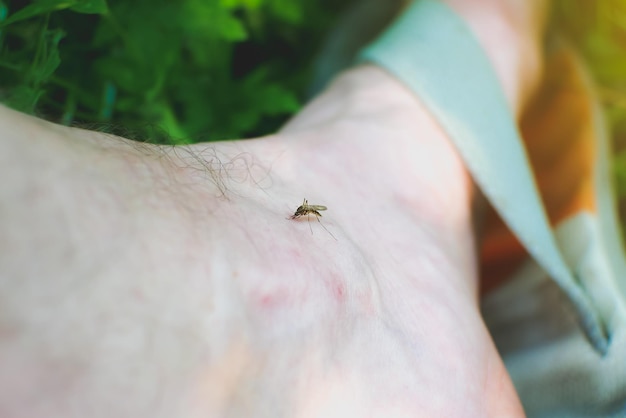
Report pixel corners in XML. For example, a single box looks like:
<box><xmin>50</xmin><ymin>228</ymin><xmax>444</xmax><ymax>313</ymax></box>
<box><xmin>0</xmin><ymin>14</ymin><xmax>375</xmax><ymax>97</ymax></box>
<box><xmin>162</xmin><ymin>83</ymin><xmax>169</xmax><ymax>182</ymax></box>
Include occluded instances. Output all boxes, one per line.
<box><xmin>0</xmin><ymin>0</ymin><xmax>547</xmax><ymax>416</ymax></box>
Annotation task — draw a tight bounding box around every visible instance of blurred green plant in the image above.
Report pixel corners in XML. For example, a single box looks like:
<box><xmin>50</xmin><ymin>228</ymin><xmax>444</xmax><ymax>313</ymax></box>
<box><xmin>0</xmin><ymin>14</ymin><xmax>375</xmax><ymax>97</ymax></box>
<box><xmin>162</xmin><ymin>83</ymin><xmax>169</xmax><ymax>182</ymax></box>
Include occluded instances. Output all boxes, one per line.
<box><xmin>0</xmin><ymin>0</ymin><xmax>336</xmax><ymax>143</ymax></box>
<box><xmin>553</xmin><ymin>1</ymin><xmax>626</xmax><ymax>214</ymax></box>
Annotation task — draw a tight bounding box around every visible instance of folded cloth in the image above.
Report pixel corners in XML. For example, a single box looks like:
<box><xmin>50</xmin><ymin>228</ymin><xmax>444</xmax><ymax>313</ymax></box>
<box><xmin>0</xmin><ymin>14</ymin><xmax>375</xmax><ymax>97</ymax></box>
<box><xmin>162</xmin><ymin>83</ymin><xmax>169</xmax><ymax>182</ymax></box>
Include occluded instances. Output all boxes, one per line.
<box><xmin>348</xmin><ymin>0</ymin><xmax>626</xmax><ymax>415</ymax></box>
<box><xmin>480</xmin><ymin>44</ymin><xmax>626</xmax><ymax>418</ymax></box>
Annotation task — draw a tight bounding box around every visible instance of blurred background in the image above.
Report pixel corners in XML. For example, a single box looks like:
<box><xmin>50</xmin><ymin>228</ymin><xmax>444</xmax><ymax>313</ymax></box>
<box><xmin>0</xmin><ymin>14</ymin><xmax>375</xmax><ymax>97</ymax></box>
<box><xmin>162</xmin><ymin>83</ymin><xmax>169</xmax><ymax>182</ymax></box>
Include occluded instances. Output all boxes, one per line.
<box><xmin>0</xmin><ymin>0</ymin><xmax>341</xmax><ymax>143</ymax></box>
<box><xmin>1</xmin><ymin>0</ymin><xmax>625</xmax><ymax>227</ymax></box>
<box><xmin>551</xmin><ymin>1</ymin><xmax>626</xmax><ymax>232</ymax></box>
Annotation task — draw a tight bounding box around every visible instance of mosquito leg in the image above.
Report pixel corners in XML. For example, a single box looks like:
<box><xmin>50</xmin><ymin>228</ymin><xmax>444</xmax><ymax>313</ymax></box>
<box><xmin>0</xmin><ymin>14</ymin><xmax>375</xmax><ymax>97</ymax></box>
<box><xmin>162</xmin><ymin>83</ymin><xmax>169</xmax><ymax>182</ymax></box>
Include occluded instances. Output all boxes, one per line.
<box><xmin>307</xmin><ymin>213</ymin><xmax>313</xmax><ymax>235</ymax></box>
<box><xmin>315</xmin><ymin>214</ymin><xmax>337</xmax><ymax>241</ymax></box>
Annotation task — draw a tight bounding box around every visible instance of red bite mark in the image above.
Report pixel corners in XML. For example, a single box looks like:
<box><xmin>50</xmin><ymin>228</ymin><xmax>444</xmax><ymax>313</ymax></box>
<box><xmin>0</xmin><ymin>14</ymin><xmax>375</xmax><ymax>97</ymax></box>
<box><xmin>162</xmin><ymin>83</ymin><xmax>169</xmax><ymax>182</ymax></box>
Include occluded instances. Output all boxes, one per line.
<box><xmin>256</xmin><ymin>289</ymin><xmax>289</xmax><ymax>310</ymax></box>
<box><xmin>132</xmin><ymin>288</ymin><xmax>144</xmax><ymax>301</ymax></box>
<box><xmin>332</xmin><ymin>281</ymin><xmax>346</xmax><ymax>303</ymax></box>
<box><xmin>323</xmin><ymin>272</ymin><xmax>347</xmax><ymax>305</ymax></box>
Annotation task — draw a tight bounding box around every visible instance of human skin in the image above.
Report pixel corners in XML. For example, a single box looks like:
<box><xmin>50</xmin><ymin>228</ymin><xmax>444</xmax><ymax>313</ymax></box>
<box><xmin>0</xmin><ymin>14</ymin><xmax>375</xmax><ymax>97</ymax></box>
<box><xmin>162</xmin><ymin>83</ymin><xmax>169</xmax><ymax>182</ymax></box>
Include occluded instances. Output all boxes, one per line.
<box><xmin>0</xmin><ymin>1</ymin><xmax>546</xmax><ymax>417</ymax></box>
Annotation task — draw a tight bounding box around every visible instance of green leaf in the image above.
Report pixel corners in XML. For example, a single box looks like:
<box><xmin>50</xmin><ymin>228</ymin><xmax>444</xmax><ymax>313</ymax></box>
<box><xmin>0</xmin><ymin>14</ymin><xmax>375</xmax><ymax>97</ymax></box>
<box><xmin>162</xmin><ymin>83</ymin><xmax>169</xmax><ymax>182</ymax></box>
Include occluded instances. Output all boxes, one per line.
<box><xmin>257</xmin><ymin>84</ymin><xmax>300</xmax><ymax>114</ymax></box>
<box><xmin>183</xmin><ymin>0</ymin><xmax>248</xmax><ymax>42</ymax></box>
<box><xmin>220</xmin><ymin>0</ymin><xmax>262</xmax><ymax>11</ymax></box>
<box><xmin>4</xmin><ymin>85</ymin><xmax>44</xmax><ymax>113</ymax></box>
<box><xmin>32</xmin><ymin>28</ymin><xmax>64</xmax><ymax>85</ymax></box>
<box><xmin>157</xmin><ymin>103</ymin><xmax>191</xmax><ymax>144</ymax></box>
<box><xmin>268</xmin><ymin>0</ymin><xmax>302</xmax><ymax>24</ymax></box>
<box><xmin>70</xmin><ymin>0</ymin><xmax>108</xmax><ymax>15</ymax></box>
<box><xmin>217</xmin><ymin>14</ymin><xmax>247</xmax><ymax>41</ymax></box>
<box><xmin>0</xmin><ymin>0</ymin><xmax>106</xmax><ymax>26</ymax></box>
<box><xmin>1</xmin><ymin>0</ymin><xmax>74</xmax><ymax>26</ymax></box>
<box><xmin>94</xmin><ymin>56</ymin><xmax>151</xmax><ymax>94</ymax></box>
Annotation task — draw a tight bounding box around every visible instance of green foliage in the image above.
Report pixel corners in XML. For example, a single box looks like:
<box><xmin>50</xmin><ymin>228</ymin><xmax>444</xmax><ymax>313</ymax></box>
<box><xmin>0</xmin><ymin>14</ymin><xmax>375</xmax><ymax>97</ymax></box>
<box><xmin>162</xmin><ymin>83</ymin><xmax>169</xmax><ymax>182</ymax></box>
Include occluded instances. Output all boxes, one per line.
<box><xmin>554</xmin><ymin>1</ymin><xmax>626</xmax><ymax>204</ymax></box>
<box><xmin>0</xmin><ymin>0</ymin><xmax>334</xmax><ymax>143</ymax></box>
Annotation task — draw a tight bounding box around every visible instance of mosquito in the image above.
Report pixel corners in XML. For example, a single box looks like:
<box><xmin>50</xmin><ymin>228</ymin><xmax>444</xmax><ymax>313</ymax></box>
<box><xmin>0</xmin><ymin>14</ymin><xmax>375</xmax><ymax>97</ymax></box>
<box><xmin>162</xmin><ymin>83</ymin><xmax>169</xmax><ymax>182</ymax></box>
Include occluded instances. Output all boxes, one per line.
<box><xmin>289</xmin><ymin>198</ymin><xmax>337</xmax><ymax>241</ymax></box>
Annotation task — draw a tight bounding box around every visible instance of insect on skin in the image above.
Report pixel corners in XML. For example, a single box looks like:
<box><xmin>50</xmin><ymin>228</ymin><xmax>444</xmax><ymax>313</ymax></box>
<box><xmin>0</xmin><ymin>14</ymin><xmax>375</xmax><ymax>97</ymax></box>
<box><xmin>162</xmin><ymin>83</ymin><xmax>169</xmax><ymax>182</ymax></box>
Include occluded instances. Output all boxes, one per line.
<box><xmin>289</xmin><ymin>198</ymin><xmax>337</xmax><ymax>241</ymax></box>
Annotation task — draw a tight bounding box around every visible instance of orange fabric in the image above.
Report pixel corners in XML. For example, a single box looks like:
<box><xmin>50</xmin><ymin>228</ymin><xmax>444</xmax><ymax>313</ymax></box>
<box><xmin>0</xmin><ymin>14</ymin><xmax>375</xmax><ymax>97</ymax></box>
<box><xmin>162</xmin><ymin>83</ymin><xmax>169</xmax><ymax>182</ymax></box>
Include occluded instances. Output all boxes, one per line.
<box><xmin>480</xmin><ymin>48</ymin><xmax>598</xmax><ymax>294</ymax></box>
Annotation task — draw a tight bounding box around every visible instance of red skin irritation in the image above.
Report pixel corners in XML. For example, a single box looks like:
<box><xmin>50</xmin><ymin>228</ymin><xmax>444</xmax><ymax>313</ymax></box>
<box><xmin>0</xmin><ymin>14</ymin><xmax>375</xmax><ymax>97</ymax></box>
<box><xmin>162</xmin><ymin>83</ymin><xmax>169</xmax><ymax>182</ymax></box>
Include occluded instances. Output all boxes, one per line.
<box><xmin>256</xmin><ymin>289</ymin><xmax>290</xmax><ymax>310</ymax></box>
<box><xmin>327</xmin><ymin>278</ymin><xmax>347</xmax><ymax>304</ymax></box>
<box><xmin>250</xmin><ymin>248</ymin><xmax>349</xmax><ymax>313</ymax></box>
<box><xmin>132</xmin><ymin>288</ymin><xmax>144</xmax><ymax>301</ymax></box>
<box><xmin>252</xmin><ymin>277</ymin><xmax>347</xmax><ymax>313</ymax></box>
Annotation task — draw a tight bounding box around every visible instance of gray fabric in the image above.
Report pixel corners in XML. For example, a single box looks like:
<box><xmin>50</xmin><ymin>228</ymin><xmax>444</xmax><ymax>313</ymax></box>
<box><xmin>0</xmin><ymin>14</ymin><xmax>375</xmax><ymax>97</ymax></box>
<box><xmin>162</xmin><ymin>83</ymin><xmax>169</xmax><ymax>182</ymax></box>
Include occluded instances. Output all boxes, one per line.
<box><xmin>590</xmin><ymin>89</ymin><xmax>626</xmax><ymax>301</ymax></box>
<box><xmin>483</xmin><ymin>214</ymin><xmax>626</xmax><ymax>417</ymax></box>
